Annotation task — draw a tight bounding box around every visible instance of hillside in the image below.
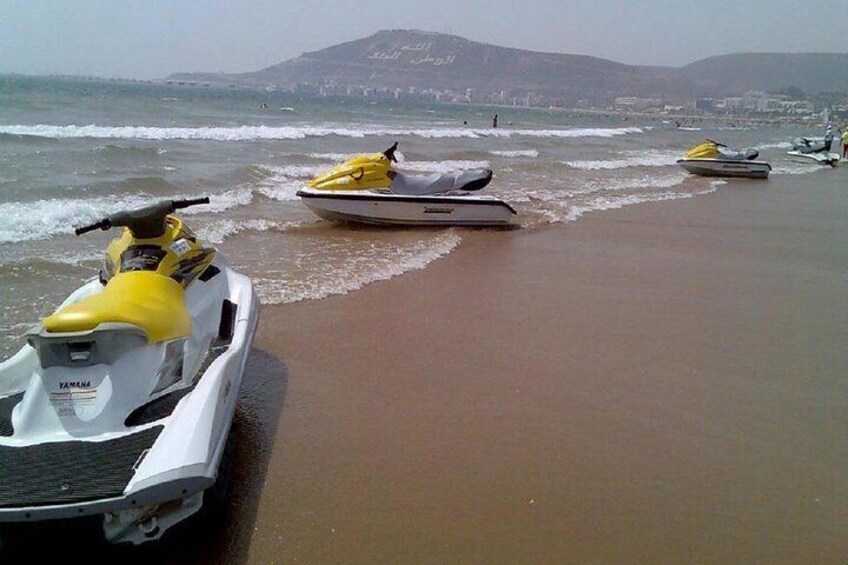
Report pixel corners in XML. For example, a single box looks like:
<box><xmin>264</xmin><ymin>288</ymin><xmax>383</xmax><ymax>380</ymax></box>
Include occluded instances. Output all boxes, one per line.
<box><xmin>169</xmin><ymin>30</ymin><xmax>848</xmax><ymax>104</ymax></box>
<box><xmin>678</xmin><ymin>52</ymin><xmax>848</xmax><ymax>94</ymax></box>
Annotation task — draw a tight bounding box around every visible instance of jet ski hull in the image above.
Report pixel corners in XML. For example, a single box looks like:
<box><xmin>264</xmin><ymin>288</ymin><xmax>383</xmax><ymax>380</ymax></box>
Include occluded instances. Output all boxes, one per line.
<box><xmin>786</xmin><ymin>151</ymin><xmax>840</xmax><ymax>167</ymax></box>
<box><xmin>677</xmin><ymin>158</ymin><xmax>771</xmax><ymax>179</ymax></box>
<box><xmin>297</xmin><ymin>189</ymin><xmax>517</xmax><ymax>226</ymax></box>
<box><xmin>0</xmin><ymin>256</ymin><xmax>260</xmax><ymax>545</ymax></box>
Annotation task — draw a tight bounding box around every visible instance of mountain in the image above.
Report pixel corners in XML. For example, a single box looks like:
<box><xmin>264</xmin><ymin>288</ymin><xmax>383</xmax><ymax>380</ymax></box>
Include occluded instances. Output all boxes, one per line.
<box><xmin>169</xmin><ymin>30</ymin><xmax>848</xmax><ymax>104</ymax></box>
<box><xmin>678</xmin><ymin>53</ymin><xmax>848</xmax><ymax>95</ymax></box>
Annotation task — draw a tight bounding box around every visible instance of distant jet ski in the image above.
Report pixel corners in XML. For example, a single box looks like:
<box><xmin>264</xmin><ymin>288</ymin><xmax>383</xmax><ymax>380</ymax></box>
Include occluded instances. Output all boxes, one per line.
<box><xmin>677</xmin><ymin>140</ymin><xmax>771</xmax><ymax>178</ymax></box>
<box><xmin>297</xmin><ymin>142</ymin><xmax>517</xmax><ymax>226</ymax></box>
<box><xmin>787</xmin><ymin>127</ymin><xmax>840</xmax><ymax>166</ymax></box>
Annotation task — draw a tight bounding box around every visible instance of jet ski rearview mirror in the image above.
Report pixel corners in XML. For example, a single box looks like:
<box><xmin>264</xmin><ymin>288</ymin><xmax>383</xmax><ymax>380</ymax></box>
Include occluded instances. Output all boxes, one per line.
<box><xmin>383</xmin><ymin>142</ymin><xmax>399</xmax><ymax>163</ymax></box>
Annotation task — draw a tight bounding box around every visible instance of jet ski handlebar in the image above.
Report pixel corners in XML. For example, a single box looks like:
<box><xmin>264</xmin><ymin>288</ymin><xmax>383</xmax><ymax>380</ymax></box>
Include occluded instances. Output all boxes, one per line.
<box><xmin>173</xmin><ymin>197</ymin><xmax>211</xmax><ymax>209</ymax></box>
<box><xmin>75</xmin><ymin>197</ymin><xmax>210</xmax><ymax>238</ymax></box>
<box><xmin>75</xmin><ymin>219</ymin><xmax>112</xmax><ymax>236</ymax></box>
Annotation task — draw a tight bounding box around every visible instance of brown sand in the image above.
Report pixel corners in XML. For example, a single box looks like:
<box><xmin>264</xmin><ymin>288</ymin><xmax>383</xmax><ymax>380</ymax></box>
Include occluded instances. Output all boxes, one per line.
<box><xmin>242</xmin><ymin>171</ymin><xmax>847</xmax><ymax>564</ymax></box>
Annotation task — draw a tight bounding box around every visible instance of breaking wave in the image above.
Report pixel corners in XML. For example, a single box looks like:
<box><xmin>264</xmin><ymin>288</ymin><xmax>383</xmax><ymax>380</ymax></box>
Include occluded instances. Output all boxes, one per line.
<box><xmin>564</xmin><ymin>150</ymin><xmax>681</xmax><ymax>170</ymax></box>
<box><xmin>0</xmin><ymin>124</ymin><xmax>645</xmax><ymax>141</ymax></box>
<box><xmin>490</xmin><ymin>150</ymin><xmax>539</xmax><ymax>158</ymax></box>
<box><xmin>0</xmin><ymin>188</ymin><xmax>251</xmax><ymax>245</ymax></box>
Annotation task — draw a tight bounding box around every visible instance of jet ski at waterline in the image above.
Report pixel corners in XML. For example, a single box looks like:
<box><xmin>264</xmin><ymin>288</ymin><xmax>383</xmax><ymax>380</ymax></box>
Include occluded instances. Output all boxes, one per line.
<box><xmin>297</xmin><ymin>143</ymin><xmax>517</xmax><ymax>226</ymax></box>
<box><xmin>0</xmin><ymin>198</ymin><xmax>259</xmax><ymax>545</ymax></box>
<box><xmin>787</xmin><ymin>127</ymin><xmax>840</xmax><ymax>166</ymax></box>
<box><xmin>677</xmin><ymin>140</ymin><xmax>771</xmax><ymax>178</ymax></box>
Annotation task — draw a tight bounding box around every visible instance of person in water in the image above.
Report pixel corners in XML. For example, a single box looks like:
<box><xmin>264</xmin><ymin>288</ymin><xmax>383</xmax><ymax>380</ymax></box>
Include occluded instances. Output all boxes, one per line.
<box><xmin>492</xmin><ymin>114</ymin><xmax>498</xmax><ymax>128</ymax></box>
<box><xmin>842</xmin><ymin>127</ymin><xmax>848</xmax><ymax>159</ymax></box>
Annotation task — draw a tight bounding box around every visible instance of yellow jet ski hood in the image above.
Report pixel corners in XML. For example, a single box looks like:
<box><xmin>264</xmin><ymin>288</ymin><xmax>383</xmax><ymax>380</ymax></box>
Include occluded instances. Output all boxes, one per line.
<box><xmin>684</xmin><ymin>141</ymin><xmax>721</xmax><ymax>160</ymax></box>
<box><xmin>684</xmin><ymin>140</ymin><xmax>761</xmax><ymax>161</ymax></box>
<box><xmin>308</xmin><ymin>143</ymin><xmax>399</xmax><ymax>191</ymax></box>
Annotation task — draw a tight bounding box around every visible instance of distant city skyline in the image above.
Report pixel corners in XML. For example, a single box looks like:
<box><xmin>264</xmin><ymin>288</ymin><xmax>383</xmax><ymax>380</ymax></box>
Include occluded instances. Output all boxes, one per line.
<box><xmin>1</xmin><ymin>0</ymin><xmax>846</xmax><ymax>79</ymax></box>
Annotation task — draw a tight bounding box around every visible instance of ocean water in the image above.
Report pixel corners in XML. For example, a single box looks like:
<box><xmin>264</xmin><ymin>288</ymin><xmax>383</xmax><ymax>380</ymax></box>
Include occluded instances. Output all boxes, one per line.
<box><xmin>0</xmin><ymin>75</ymin><xmax>834</xmax><ymax>357</ymax></box>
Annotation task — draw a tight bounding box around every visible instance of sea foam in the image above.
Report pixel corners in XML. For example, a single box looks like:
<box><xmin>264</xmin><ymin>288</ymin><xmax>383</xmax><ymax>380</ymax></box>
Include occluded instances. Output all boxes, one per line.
<box><xmin>253</xmin><ymin>230</ymin><xmax>462</xmax><ymax>304</ymax></box>
<box><xmin>564</xmin><ymin>150</ymin><xmax>681</xmax><ymax>170</ymax></box>
<box><xmin>490</xmin><ymin>150</ymin><xmax>539</xmax><ymax>158</ymax></box>
<box><xmin>0</xmin><ymin>188</ymin><xmax>251</xmax><ymax>245</ymax></box>
<box><xmin>0</xmin><ymin>124</ymin><xmax>645</xmax><ymax>141</ymax></box>
<box><xmin>195</xmin><ymin>218</ymin><xmax>300</xmax><ymax>244</ymax></box>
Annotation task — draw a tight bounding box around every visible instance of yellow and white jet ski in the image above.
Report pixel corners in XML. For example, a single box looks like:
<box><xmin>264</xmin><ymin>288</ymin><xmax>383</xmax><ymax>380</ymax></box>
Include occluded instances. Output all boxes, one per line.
<box><xmin>677</xmin><ymin>140</ymin><xmax>771</xmax><ymax>178</ymax></box>
<box><xmin>0</xmin><ymin>198</ymin><xmax>259</xmax><ymax>545</ymax></box>
<box><xmin>297</xmin><ymin>143</ymin><xmax>517</xmax><ymax>226</ymax></box>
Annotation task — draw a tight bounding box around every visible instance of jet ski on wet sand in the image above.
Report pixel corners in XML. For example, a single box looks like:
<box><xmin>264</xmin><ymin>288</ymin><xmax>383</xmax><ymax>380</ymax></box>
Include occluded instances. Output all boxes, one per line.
<box><xmin>0</xmin><ymin>198</ymin><xmax>259</xmax><ymax>545</ymax></box>
<box><xmin>677</xmin><ymin>140</ymin><xmax>771</xmax><ymax>178</ymax></box>
<box><xmin>297</xmin><ymin>143</ymin><xmax>517</xmax><ymax>226</ymax></box>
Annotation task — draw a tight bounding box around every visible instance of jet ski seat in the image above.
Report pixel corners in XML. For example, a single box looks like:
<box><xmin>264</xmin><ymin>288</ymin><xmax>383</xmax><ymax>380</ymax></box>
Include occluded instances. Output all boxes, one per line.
<box><xmin>793</xmin><ymin>137</ymin><xmax>830</xmax><ymax>154</ymax></box>
<box><xmin>390</xmin><ymin>168</ymin><xmax>493</xmax><ymax>195</ymax></box>
<box><xmin>41</xmin><ymin>271</ymin><xmax>191</xmax><ymax>343</ymax></box>
<box><xmin>717</xmin><ymin>147</ymin><xmax>759</xmax><ymax>161</ymax></box>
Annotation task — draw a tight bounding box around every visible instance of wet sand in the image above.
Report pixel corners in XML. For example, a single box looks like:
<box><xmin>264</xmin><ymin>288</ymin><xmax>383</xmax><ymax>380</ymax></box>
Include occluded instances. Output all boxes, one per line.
<box><xmin>5</xmin><ymin>169</ymin><xmax>843</xmax><ymax>563</ymax></box>
<box><xmin>246</xmin><ymin>169</ymin><xmax>848</xmax><ymax>564</ymax></box>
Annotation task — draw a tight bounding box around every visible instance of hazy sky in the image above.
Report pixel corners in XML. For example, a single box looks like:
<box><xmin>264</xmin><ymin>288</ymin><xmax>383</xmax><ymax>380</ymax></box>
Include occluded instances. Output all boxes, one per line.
<box><xmin>2</xmin><ymin>0</ymin><xmax>846</xmax><ymax>79</ymax></box>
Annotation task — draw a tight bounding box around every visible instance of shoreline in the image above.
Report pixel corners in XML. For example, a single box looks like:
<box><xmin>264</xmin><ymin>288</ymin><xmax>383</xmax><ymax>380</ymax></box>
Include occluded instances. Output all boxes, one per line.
<box><xmin>245</xmin><ymin>167</ymin><xmax>847</xmax><ymax>563</ymax></box>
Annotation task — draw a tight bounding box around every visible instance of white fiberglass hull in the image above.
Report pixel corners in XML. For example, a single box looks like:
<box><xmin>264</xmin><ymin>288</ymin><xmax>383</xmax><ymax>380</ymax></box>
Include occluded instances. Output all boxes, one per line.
<box><xmin>677</xmin><ymin>158</ymin><xmax>771</xmax><ymax>179</ymax></box>
<box><xmin>786</xmin><ymin>151</ymin><xmax>840</xmax><ymax>166</ymax></box>
<box><xmin>297</xmin><ymin>188</ymin><xmax>517</xmax><ymax>226</ymax></box>
<box><xmin>0</xmin><ymin>256</ymin><xmax>260</xmax><ymax>544</ymax></box>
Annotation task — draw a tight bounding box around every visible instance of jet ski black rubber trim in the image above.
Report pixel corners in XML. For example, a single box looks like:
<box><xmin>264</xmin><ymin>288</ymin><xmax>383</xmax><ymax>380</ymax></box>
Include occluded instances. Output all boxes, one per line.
<box><xmin>218</xmin><ymin>300</ymin><xmax>237</xmax><ymax>342</ymax></box>
<box><xmin>0</xmin><ymin>393</ymin><xmax>24</xmax><ymax>437</ymax></box>
<box><xmin>296</xmin><ymin>190</ymin><xmax>518</xmax><ymax>214</ymax></box>
<box><xmin>198</xmin><ymin>264</ymin><xmax>221</xmax><ymax>282</ymax></box>
<box><xmin>0</xmin><ymin>426</ymin><xmax>163</xmax><ymax>508</ymax></box>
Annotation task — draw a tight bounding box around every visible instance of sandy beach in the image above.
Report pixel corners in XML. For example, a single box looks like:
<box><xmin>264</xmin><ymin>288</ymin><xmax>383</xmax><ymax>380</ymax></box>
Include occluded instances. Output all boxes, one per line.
<box><xmin>2</xmin><ymin>168</ymin><xmax>844</xmax><ymax>564</ymax></box>
<box><xmin>233</xmin><ymin>169</ymin><xmax>847</xmax><ymax>563</ymax></box>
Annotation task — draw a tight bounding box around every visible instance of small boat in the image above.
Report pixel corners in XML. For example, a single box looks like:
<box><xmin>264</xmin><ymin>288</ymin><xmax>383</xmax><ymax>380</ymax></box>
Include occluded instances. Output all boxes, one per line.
<box><xmin>297</xmin><ymin>143</ymin><xmax>517</xmax><ymax>227</ymax></box>
<box><xmin>787</xmin><ymin>128</ymin><xmax>840</xmax><ymax>166</ymax></box>
<box><xmin>677</xmin><ymin>140</ymin><xmax>771</xmax><ymax>178</ymax></box>
<box><xmin>0</xmin><ymin>198</ymin><xmax>260</xmax><ymax>545</ymax></box>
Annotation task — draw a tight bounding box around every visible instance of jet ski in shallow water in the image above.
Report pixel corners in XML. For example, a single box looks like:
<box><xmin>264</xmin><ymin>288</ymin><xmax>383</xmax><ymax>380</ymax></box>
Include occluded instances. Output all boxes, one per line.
<box><xmin>0</xmin><ymin>198</ymin><xmax>259</xmax><ymax>545</ymax></box>
<box><xmin>787</xmin><ymin>129</ymin><xmax>840</xmax><ymax>166</ymax></box>
<box><xmin>297</xmin><ymin>143</ymin><xmax>517</xmax><ymax>226</ymax></box>
<box><xmin>677</xmin><ymin>140</ymin><xmax>771</xmax><ymax>178</ymax></box>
